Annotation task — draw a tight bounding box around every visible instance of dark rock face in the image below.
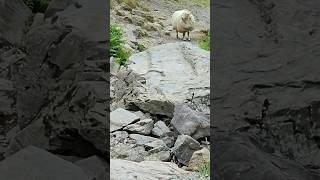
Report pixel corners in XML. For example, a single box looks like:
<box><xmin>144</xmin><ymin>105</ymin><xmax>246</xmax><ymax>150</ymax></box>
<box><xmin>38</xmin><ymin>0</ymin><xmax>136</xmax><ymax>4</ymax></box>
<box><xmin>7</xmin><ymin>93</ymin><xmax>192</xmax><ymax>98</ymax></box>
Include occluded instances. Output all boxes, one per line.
<box><xmin>214</xmin><ymin>0</ymin><xmax>320</xmax><ymax>179</ymax></box>
<box><xmin>0</xmin><ymin>0</ymin><xmax>108</xmax><ymax>161</ymax></box>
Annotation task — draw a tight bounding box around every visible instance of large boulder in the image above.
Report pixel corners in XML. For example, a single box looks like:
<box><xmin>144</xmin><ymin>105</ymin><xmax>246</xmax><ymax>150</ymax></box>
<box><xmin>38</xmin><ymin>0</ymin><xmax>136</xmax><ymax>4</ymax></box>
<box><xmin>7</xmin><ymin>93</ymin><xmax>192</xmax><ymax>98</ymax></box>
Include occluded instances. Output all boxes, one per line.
<box><xmin>111</xmin><ymin>42</ymin><xmax>210</xmax><ymax>117</ymax></box>
<box><xmin>128</xmin><ymin>42</ymin><xmax>210</xmax><ymax>114</ymax></box>
<box><xmin>0</xmin><ymin>146</ymin><xmax>90</xmax><ymax>180</ymax></box>
<box><xmin>110</xmin><ymin>159</ymin><xmax>191</xmax><ymax>180</ymax></box>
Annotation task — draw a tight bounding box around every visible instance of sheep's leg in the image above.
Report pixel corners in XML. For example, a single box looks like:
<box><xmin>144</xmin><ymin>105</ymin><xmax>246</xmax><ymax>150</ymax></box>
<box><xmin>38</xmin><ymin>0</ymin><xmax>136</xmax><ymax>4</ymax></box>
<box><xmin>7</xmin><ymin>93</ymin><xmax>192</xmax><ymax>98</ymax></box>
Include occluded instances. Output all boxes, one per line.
<box><xmin>176</xmin><ymin>30</ymin><xmax>179</xmax><ymax>39</ymax></box>
<box><xmin>182</xmin><ymin>32</ymin><xmax>186</xmax><ymax>41</ymax></box>
<box><xmin>187</xmin><ymin>31</ymin><xmax>191</xmax><ymax>41</ymax></box>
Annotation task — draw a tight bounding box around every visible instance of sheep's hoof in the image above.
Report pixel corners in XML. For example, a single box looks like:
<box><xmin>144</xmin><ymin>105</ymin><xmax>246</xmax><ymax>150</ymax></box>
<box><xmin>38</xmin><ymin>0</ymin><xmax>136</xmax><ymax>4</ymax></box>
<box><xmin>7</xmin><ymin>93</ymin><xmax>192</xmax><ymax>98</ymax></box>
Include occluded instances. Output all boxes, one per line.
<box><xmin>187</xmin><ymin>38</ymin><xmax>191</xmax><ymax>41</ymax></box>
<box><xmin>183</xmin><ymin>38</ymin><xmax>187</xmax><ymax>41</ymax></box>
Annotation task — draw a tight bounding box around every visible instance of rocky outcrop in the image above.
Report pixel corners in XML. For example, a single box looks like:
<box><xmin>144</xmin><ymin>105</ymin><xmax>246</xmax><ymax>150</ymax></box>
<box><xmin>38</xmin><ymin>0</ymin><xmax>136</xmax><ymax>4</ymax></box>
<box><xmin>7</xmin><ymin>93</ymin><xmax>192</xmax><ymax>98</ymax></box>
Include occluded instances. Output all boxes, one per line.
<box><xmin>0</xmin><ymin>146</ymin><xmax>90</xmax><ymax>180</ymax></box>
<box><xmin>110</xmin><ymin>159</ymin><xmax>191</xmax><ymax>180</ymax></box>
<box><xmin>213</xmin><ymin>0</ymin><xmax>320</xmax><ymax>179</ymax></box>
<box><xmin>0</xmin><ymin>0</ymin><xmax>108</xmax><ymax>163</ymax></box>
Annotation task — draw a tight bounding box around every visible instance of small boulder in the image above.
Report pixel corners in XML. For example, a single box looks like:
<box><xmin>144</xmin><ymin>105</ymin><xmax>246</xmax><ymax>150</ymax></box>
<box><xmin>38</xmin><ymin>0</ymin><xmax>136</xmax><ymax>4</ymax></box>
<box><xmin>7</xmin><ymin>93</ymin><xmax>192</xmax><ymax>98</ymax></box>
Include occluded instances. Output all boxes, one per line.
<box><xmin>172</xmin><ymin>135</ymin><xmax>201</xmax><ymax>166</ymax></box>
<box><xmin>110</xmin><ymin>108</ymin><xmax>140</xmax><ymax>132</ymax></box>
<box><xmin>171</xmin><ymin>104</ymin><xmax>210</xmax><ymax>140</ymax></box>
<box><xmin>187</xmin><ymin>148</ymin><xmax>210</xmax><ymax>171</ymax></box>
<box><xmin>152</xmin><ymin>121</ymin><xmax>171</xmax><ymax>137</ymax></box>
<box><xmin>129</xmin><ymin>134</ymin><xmax>158</xmax><ymax>146</ymax></box>
<box><xmin>124</xmin><ymin>118</ymin><xmax>154</xmax><ymax>135</ymax></box>
<box><xmin>75</xmin><ymin>156</ymin><xmax>108</xmax><ymax>180</ymax></box>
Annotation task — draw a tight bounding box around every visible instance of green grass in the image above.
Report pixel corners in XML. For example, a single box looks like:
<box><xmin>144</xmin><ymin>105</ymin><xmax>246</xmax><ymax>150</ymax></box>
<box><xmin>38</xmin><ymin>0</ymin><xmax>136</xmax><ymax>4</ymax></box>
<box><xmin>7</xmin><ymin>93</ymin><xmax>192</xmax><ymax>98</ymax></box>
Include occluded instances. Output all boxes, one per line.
<box><xmin>24</xmin><ymin>0</ymin><xmax>51</xmax><ymax>13</ymax></box>
<box><xmin>110</xmin><ymin>24</ymin><xmax>129</xmax><ymax>65</ymax></box>
<box><xmin>197</xmin><ymin>162</ymin><xmax>210</xmax><ymax>178</ymax></box>
<box><xmin>199</xmin><ymin>34</ymin><xmax>210</xmax><ymax>51</ymax></box>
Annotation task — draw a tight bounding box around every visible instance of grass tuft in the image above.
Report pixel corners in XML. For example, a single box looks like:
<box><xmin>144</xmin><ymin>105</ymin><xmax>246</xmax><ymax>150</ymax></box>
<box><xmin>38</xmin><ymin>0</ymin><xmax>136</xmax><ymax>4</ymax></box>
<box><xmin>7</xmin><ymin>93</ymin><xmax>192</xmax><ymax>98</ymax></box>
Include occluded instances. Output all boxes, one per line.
<box><xmin>110</xmin><ymin>24</ymin><xmax>129</xmax><ymax>65</ymax></box>
<box><xmin>199</xmin><ymin>34</ymin><xmax>210</xmax><ymax>51</ymax></box>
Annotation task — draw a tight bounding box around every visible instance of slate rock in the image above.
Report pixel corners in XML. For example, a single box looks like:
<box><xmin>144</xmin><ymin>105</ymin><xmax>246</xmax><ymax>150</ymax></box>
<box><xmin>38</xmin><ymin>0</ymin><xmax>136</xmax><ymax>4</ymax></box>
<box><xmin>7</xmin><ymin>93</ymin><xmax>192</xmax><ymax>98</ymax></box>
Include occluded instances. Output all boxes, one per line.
<box><xmin>172</xmin><ymin>135</ymin><xmax>201</xmax><ymax>166</ymax></box>
<box><xmin>111</xmin><ymin>108</ymin><xmax>140</xmax><ymax>132</ymax></box>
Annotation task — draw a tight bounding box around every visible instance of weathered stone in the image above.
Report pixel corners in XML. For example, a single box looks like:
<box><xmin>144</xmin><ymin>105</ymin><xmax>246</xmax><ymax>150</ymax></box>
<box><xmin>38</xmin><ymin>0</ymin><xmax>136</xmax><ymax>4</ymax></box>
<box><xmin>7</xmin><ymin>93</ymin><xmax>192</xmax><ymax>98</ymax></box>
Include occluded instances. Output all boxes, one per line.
<box><xmin>31</xmin><ymin>13</ymin><xmax>44</xmax><ymax>28</ymax></box>
<box><xmin>124</xmin><ymin>118</ymin><xmax>154</xmax><ymax>135</ymax></box>
<box><xmin>129</xmin><ymin>134</ymin><xmax>158</xmax><ymax>146</ymax></box>
<box><xmin>75</xmin><ymin>156</ymin><xmax>108</xmax><ymax>180</ymax></box>
<box><xmin>0</xmin><ymin>0</ymin><xmax>32</xmax><ymax>44</ymax></box>
<box><xmin>127</xmin><ymin>42</ymin><xmax>210</xmax><ymax>115</ymax></box>
<box><xmin>145</xmin><ymin>139</ymin><xmax>167</xmax><ymax>149</ymax></box>
<box><xmin>171</xmin><ymin>104</ymin><xmax>210</xmax><ymax>140</ymax></box>
<box><xmin>111</xmin><ymin>108</ymin><xmax>140</xmax><ymax>132</ymax></box>
<box><xmin>152</xmin><ymin>121</ymin><xmax>171</xmax><ymax>137</ymax></box>
<box><xmin>110</xmin><ymin>159</ymin><xmax>190</xmax><ymax>179</ymax></box>
<box><xmin>187</xmin><ymin>148</ymin><xmax>210</xmax><ymax>171</ymax></box>
<box><xmin>111</xmin><ymin>143</ymin><xmax>147</xmax><ymax>162</ymax></box>
<box><xmin>172</xmin><ymin>135</ymin><xmax>201</xmax><ymax>166</ymax></box>
<box><xmin>0</xmin><ymin>146</ymin><xmax>89</xmax><ymax>180</ymax></box>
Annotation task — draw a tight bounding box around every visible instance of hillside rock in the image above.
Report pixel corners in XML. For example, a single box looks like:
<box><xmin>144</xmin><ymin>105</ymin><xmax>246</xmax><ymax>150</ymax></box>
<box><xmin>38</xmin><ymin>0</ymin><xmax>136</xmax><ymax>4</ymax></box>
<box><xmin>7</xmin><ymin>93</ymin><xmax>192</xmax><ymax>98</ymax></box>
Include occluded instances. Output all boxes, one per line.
<box><xmin>172</xmin><ymin>135</ymin><xmax>201</xmax><ymax>166</ymax></box>
<box><xmin>0</xmin><ymin>0</ymin><xmax>32</xmax><ymax>44</ymax></box>
<box><xmin>124</xmin><ymin>118</ymin><xmax>154</xmax><ymax>135</ymax></box>
<box><xmin>111</xmin><ymin>108</ymin><xmax>140</xmax><ymax>132</ymax></box>
<box><xmin>128</xmin><ymin>42</ymin><xmax>210</xmax><ymax>114</ymax></box>
<box><xmin>75</xmin><ymin>156</ymin><xmax>108</xmax><ymax>180</ymax></box>
<box><xmin>214</xmin><ymin>0</ymin><xmax>320</xmax><ymax>178</ymax></box>
<box><xmin>152</xmin><ymin>120</ymin><xmax>171</xmax><ymax>137</ymax></box>
<box><xmin>0</xmin><ymin>146</ymin><xmax>89</xmax><ymax>180</ymax></box>
<box><xmin>110</xmin><ymin>159</ymin><xmax>191</xmax><ymax>180</ymax></box>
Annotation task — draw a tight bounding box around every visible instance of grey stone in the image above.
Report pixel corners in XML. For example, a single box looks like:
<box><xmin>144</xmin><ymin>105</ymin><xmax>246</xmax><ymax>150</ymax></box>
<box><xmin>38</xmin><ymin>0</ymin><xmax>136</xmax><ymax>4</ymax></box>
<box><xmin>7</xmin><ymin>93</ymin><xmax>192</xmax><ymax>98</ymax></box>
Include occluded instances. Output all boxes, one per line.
<box><xmin>124</xmin><ymin>118</ymin><xmax>154</xmax><ymax>135</ymax></box>
<box><xmin>152</xmin><ymin>121</ymin><xmax>171</xmax><ymax>137</ymax></box>
<box><xmin>110</xmin><ymin>159</ymin><xmax>189</xmax><ymax>180</ymax></box>
<box><xmin>111</xmin><ymin>108</ymin><xmax>140</xmax><ymax>132</ymax></box>
<box><xmin>75</xmin><ymin>156</ymin><xmax>108</xmax><ymax>180</ymax></box>
<box><xmin>172</xmin><ymin>135</ymin><xmax>201</xmax><ymax>166</ymax></box>
<box><xmin>171</xmin><ymin>104</ymin><xmax>210</xmax><ymax>140</ymax></box>
<box><xmin>31</xmin><ymin>13</ymin><xmax>44</xmax><ymax>28</ymax></box>
<box><xmin>129</xmin><ymin>134</ymin><xmax>158</xmax><ymax>146</ymax></box>
<box><xmin>0</xmin><ymin>146</ymin><xmax>89</xmax><ymax>180</ymax></box>
<box><xmin>0</xmin><ymin>0</ymin><xmax>32</xmax><ymax>44</ymax></box>
<box><xmin>128</xmin><ymin>42</ymin><xmax>210</xmax><ymax>114</ymax></box>
<box><xmin>111</xmin><ymin>143</ymin><xmax>147</xmax><ymax>162</ymax></box>
<box><xmin>145</xmin><ymin>139</ymin><xmax>167</xmax><ymax>149</ymax></box>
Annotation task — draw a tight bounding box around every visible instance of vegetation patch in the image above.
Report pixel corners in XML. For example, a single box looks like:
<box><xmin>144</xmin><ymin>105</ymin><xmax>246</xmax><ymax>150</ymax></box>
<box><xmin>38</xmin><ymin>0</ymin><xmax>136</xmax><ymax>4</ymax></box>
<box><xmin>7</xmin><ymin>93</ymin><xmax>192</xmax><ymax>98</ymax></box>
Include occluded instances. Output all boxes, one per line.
<box><xmin>173</xmin><ymin>0</ymin><xmax>210</xmax><ymax>8</ymax></box>
<box><xmin>199</xmin><ymin>34</ymin><xmax>210</xmax><ymax>51</ymax></box>
<box><xmin>110</xmin><ymin>24</ymin><xmax>129</xmax><ymax>65</ymax></box>
<box><xmin>24</xmin><ymin>0</ymin><xmax>51</xmax><ymax>13</ymax></box>
<box><xmin>197</xmin><ymin>162</ymin><xmax>210</xmax><ymax>179</ymax></box>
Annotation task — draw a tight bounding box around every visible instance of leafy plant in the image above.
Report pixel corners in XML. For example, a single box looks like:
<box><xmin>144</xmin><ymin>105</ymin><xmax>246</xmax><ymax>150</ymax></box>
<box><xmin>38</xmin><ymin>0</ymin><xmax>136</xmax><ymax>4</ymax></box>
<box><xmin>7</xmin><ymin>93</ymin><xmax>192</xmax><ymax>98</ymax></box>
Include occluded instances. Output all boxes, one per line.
<box><xmin>197</xmin><ymin>162</ymin><xmax>210</xmax><ymax>178</ymax></box>
<box><xmin>199</xmin><ymin>34</ymin><xmax>210</xmax><ymax>51</ymax></box>
<box><xmin>110</xmin><ymin>24</ymin><xmax>129</xmax><ymax>65</ymax></box>
<box><xmin>24</xmin><ymin>0</ymin><xmax>51</xmax><ymax>13</ymax></box>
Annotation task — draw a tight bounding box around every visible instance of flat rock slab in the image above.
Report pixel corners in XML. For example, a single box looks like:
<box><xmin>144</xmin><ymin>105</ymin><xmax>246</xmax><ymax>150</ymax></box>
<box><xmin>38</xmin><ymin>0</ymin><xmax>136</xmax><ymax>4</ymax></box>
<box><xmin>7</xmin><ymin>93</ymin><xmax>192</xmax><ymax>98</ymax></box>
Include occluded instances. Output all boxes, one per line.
<box><xmin>111</xmin><ymin>108</ymin><xmax>140</xmax><ymax>132</ymax></box>
<box><xmin>75</xmin><ymin>156</ymin><xmax>108</xmax><ymax>180</ymax></box>
<box><xmin>0</xmin><ymin>146</ymin><xmax>89</xmax><ymax>180</ymax></box>
<box><xmin>110</xmin><ymin>159</ymin><xmax>191</xmax><ymax>180</ymax></box>
<box><xmin>128</xmin><ymin>42</ymin><xmax>210</xmax><ymax>113</ymax></box>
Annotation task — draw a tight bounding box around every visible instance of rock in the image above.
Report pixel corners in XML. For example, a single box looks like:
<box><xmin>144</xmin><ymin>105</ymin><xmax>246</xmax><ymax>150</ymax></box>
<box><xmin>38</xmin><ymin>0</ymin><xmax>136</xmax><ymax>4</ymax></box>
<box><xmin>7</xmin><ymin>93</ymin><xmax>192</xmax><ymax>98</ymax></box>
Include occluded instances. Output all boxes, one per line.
<box><xmin>0</xmin><ymin>0</ymin><xmax>32</xmax><ymax>44</ymax></box>
<box><xmin>128</xmin><ymin>42</ymin><xmax>210</xmax><ymax>115</ymax></box>
<box><xmin>31</xmin><ymin>13</ymin><xmax>44</xmax><ymax>28</ymax></box>
<box><xmin>111</xmin><ymin>143</ymin><xmax>147</xmax><ymax>162</ymax></box>
<box><xmin>172</xmin><ymin>135</ymin><xmax>201</xmax><ymax>166</ymax></box>
<box><xmin>5</xmin><ymin>119</ymin><xmax>49</xmax><ymax>157</ymax></box>
<box><xmin>45</xmin><ymin>0</ymin><xmax>77</xmax><ymax>18</ymax></box>
<box><xmin>133</xmin><ymin>111</ymin><xmax>147</xmax><ymax>120</ymax></box>
<box><xmin>213</xmin><ymin>132</ymin><xmax>320</xmax><ymax>180</ymax></box>
<box><xmin>110</xmin><ymin>159</ymin><xmax>190</xmax><ymax>179</ymax></box>
<box><xmin>5</xmin><ymin>126</ymin><xmax>20</xmax><ymax>144</ymax></box>
<box><xmin>124</xmin><ymin>118</ymin><xmax>154</xmax><ymax>135</ymax></box>
<box><xmin>161</xmin><ymin>135</ymin><xmax>176</xmax><ymax>148</ymax></box>
<box><xmin>129</xmin><ymin>134</ymin><xmax>158</xmax><ymax>146</ymax></box>
<box><xmin>75</xmin><ymin>156</ymin><xmax>108</xmax><ymax>180</ymax></box>
<box><xmin>143</xmin><ymin>22</ymin><xmax>160</xmax><ymax>31</ymax></box>
<box><xmin>110</xmin><ymin>56</ymin><xmax>120</xmax><ymax>76</ymax></box>
<box><xmin>0</xmin><ymin>146</ymin><xmax>89</xmax><ymax>180</ymax></box>
<box><xmin>159</xmin><ymin>151</ymin><xmax>172</xmax><ymax>162</ymax></box>
<box><xmin>110</xmin><ymin>131</ymin><xmax>129</xmax><ymax>145</ymax></box>
<box><xmin>171</xmin><ymin>104</ymin><xmax>210</xmax><ymax>140</ymax></box>
<box><xmin>187</xmin><ymin>148</ymin><xmax>210</xmax><ymax>171</ymax></box>
<box><xmin>152</xmin><ymin>121</ymin><xmax>171</xmax><ymax>137</ymax></box>
<box><xmin>145</xmin><ymin>139</ymin><xmax>167</xmax><ymax>149</ymax></box>
<box><xmin>110</xmin><ymin>108</ymin><xmax>140</xmax><ymax>132</ymax></box>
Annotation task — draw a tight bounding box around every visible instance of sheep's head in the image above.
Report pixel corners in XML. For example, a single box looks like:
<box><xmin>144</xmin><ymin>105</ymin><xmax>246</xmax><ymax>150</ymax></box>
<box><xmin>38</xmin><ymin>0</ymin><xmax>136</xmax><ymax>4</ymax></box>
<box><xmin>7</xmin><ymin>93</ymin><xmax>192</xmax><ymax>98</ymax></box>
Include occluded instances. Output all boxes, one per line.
<box><xmin>181</xmin><ymin>10</ymin><xmax>195</xmax><ymax>29</ymax></box>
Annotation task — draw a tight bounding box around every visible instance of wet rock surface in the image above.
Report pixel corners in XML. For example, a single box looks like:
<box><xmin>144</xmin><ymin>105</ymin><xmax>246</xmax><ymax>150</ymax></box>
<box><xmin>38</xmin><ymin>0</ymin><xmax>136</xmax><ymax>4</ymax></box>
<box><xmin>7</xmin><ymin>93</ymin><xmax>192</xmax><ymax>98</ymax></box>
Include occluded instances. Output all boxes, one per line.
<box><xmin>213</xmin><ymin>0</ymin><xmax>320</xmax><ymax>179</ymax></box>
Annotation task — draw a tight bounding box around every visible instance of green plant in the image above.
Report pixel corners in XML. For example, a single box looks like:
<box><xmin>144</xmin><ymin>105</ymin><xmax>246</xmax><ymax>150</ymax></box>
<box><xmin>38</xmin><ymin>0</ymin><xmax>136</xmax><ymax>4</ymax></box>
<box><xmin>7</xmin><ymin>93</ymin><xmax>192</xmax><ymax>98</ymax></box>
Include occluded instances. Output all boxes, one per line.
<box><xmin>137</xmin><ymin>43</ymin><xmax>146</xmax><ymax>52</ymax></box>
<box><xmin>199</xmin><ymin>34</ymin><xmax>210</xmax><ymax>51</ymax></box>
<box><xmin>24</xmin><ymin>0</ymin><xmax>51</xmax><ymax>13</ymax></box>
<box><xmin>197</xmin><ymin>162</ymin><xmax>210</xmax><ymax>178</ymax></box>
<box><xmin>110</xmin><ymin>24</ymin><xmax>129</xmax><ymax>65</ymax></box>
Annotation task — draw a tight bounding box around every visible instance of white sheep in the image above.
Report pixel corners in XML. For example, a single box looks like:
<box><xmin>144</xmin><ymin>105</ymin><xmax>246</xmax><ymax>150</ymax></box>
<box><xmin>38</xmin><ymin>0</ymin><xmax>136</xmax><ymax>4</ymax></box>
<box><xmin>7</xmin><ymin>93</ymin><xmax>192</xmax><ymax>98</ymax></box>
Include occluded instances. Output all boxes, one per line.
<box><xmin>171</xmin><ymin>9</ymin><xmax>195</xmax><ymax>41</ymax></box>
